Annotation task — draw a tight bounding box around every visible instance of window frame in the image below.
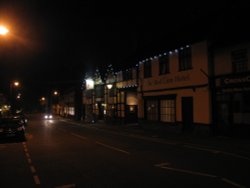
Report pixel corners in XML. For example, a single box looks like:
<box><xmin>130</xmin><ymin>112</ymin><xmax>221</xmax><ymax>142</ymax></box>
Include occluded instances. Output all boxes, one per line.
<box><xmin>159</xmin><ymin>55</ymin><xmax>170</xmax><ymax>75</ymax></box>
<box><xmin>144</xmin><ymin>60</ymin><xmax>152</xmax><ymax>78</ymax></box>
<box><xmin>179</xmin><ymin>47</ymin><xmax>192</xmax><ymax>71</ymax></box>
<box><xmin>231</xmin><ymin>48</ymin><xmax>248</xmax><ymax>73</ymax></box>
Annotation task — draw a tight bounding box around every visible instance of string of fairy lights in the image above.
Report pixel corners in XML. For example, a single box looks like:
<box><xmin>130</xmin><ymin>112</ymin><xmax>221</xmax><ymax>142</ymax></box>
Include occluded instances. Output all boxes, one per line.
<box><xmin>84</xmin><ymin>44</ymin><xmax>190</xmax><ymax>88</ymax></box>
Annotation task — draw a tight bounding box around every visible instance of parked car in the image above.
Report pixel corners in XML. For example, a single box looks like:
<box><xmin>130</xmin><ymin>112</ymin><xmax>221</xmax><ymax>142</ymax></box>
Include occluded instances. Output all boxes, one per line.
<box><xmin>14</xmin><ymin>110</ymin><xmax>28</xmax><ymax>126</ymax></box>
<box><xmin>0</xmin><ymin>114</ymin><xmax>26</xmax><ymax>139</ymax></box>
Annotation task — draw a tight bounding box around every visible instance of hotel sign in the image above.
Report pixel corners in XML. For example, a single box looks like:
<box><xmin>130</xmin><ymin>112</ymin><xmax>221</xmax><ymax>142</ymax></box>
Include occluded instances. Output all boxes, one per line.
<box><xmin>146</xmin><ymin>73</ymin><xmax>190</xmax><ymax>86</ymax></box>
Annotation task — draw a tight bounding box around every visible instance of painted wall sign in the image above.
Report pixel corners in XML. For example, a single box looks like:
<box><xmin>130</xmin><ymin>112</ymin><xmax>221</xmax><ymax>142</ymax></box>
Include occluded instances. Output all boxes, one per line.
<box><xmin>146</xmin><ymin>74</ymin><xmax>190</xmax><ymax>86</ymax></box>
<box><xmin>219</xmin><ymin>73</ymin><xmax>250</xmax><ymax>87</ymax></box>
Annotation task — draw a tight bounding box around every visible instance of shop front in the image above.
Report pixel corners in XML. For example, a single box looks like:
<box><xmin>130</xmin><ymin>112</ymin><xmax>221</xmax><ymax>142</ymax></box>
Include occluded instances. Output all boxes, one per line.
<box><xmin>215</xmin><ymin>72</ymin><xmax>250</xmax><ymax>136</ymax></box>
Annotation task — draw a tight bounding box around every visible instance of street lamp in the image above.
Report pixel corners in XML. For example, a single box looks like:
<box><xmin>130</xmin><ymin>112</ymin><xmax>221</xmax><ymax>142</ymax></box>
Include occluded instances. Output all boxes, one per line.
<box><xmin>10</xmin><ymin>81</ymin><xmax>20</xmax><ymax>96</ymax></box>
<box><xmin>107</xmin><ymin>84</ymin><xmax>113</xmax><ymax>90</ymax></box>
<box><xmin>0</xmin><ymin>25</ymin><xmax>9</xmax><ymax>36</ymax></box>
<box><xmin>14</xmin><ymin>81</ymin><xmax>19</xmax><ymax>87</ymax></box>
<box><xmin>9</xmin><ymin>80</ymin><xmax>21</xmax><ymax>111</ymax></box>
<box><xmin>53</xmin><ymin>91</ymin><xmax>58</xmax><ymax>96</ymax></box>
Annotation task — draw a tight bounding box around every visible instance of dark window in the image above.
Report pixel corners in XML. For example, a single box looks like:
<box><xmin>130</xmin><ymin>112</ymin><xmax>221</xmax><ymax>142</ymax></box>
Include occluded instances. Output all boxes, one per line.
<box><xmin>95</xmin><ymin>85</ymin><xmax>104</xmax><ymax>98</ymax></box>
<box><xmin>85</xmin><ymin>90</ymin><xmax>93</xmax><ymax>98</ymax></box>
<box><xmin>243</xmin><ymin>92</ymin><xmax>250</xmax><ymax>113</ymax></box>
<box><xmin>231</xmin><ymin>49</ymin><xmax>248</xmax><ymax>73</ymax></box>
<box><xmin>123</xmin><ymin>69</ymin><xmax>133</xmax><ymax>81</ymax></box>
<box><xmin>144</xmin><ymin>60</ymin><xmax>152</xmax><ymax>78</ymax></box>
<box><xmin>179</xmin><ymin>47</ymin><xmax>192</xmax><ymax>71</ymax></box>
<box><xmin>108</xmin><ymin>87</ymin><xmax>115</xmax><ymax>97</ymax></box>
<box><xmin>159</xmin><ymin>55</ymin><xmax>170</xmax><ymax>75</ymax></box>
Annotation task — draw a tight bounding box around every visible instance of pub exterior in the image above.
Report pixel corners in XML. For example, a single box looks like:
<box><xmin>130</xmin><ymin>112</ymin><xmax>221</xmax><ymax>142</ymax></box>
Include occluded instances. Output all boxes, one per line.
<box><xmin>137</xmin><ymin>40</ymin><xmax>212</xmax><ymax>134</ymax></box>
<box><xmin>115</xmin><ymin>67</ymin><xmax>138</xmax><ymax>124</ymax></box>
<box><xmin>59</xmin><ymin>38</ymin><xmax>250</xmax><ymax>137</ymax></box>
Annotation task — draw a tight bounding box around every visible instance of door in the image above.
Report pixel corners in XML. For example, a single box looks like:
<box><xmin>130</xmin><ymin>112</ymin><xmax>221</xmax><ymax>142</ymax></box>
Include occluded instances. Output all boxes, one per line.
<box><xmin>125</xmin><ymin>105</ymin><xmax>138</xmax><ymax>124</ymax></box>
<box><xmin>182</xmin><ymin>97</ymin><xmax>194</xmax><ymax>132</ymax></box>
<box><xmin>97</xmin><ymin>102</ymin><xmax>104</xmax><ymax>120</ymax></box>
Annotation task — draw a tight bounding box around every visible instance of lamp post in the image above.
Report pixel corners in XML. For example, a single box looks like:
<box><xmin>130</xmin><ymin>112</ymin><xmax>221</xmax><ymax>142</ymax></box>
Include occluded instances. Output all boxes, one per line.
<box><xmin>39</xmin><ymin>97</ymin><xmax>46</xmax><ymax>112</ymax></box>
<box><xmin>10</xmin><ymin>81</ymin><xmax>20</xmax><ymax>111</ymax></box>
<box><xmin>46</xmin><ymin>89</ymin><xmax>60</xmax><ymax>115</ymax></box>
<box><xmin>85</xmin><ymin>78</ymin><xmax>95</xmax><ymax>122</ymax></box>
<box><xmin>52</xmin><ymin>90</ymin><xmax>59</xmax><ymax>114</ymax></box>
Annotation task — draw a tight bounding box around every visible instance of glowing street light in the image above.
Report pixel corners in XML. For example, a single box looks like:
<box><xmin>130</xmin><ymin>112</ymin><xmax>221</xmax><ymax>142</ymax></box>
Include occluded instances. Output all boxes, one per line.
<box><xmin>9</xmin><ymin>80</ymin><xmax>21</xmax><ymax>109</ymax></box>
<box><xmin>107</xmin><ymin>84</ymin><xmax>113</xmax><ymax>89</ymax></box>
<box><xmin>10</xmin><ymin>80</ymin><xmax>20</xmax><ymax>93</ymax></box>
<box><xmin>14</xmin><ymin>81</ymin><xmax>20</xmax><ymax>87</ymax></box>
<box><xmin>53</xmin><ymin>91</ymin><xmax>58</xmax><ymax>96</ymax></box>
<box><xmin>0</xmin><ymin>25</ymin><xmax>9</xmax><ymax>35</ymax></box>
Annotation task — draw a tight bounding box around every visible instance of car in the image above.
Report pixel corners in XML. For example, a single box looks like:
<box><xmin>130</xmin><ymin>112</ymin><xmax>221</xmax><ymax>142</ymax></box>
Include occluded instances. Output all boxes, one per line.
<box><xmin>0</xmin><ymin>114</ymin><xmax>26</xmax><ymax>139</ymax></box>
<box><xmin>14</xmin><ymin>110</ymin><xmax>28</xmax><ymax>127</ymax></box>
<box><xmin>44</xmin><ymin>113</ymin><xmax>53</xmax><ymax>120</ymax></box>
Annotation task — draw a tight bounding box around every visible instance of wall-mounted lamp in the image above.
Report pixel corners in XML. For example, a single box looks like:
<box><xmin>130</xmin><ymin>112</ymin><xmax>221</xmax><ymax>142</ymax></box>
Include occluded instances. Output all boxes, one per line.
<box><xmin>107</xmin><ymin>84</ymin><xmax>113</xmax><ymax>89</ymax></box>
<box><xmin>85</xmin><ymin>78</ymin><xmax>94</xmax><ymax>90</ymax></box>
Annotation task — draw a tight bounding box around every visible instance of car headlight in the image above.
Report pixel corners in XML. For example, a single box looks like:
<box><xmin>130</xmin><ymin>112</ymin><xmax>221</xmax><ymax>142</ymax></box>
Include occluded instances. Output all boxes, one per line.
<box><xmin>44</xmin><ymin>115</ymin><xmax>48</xmax><ymax>119</ymax></box>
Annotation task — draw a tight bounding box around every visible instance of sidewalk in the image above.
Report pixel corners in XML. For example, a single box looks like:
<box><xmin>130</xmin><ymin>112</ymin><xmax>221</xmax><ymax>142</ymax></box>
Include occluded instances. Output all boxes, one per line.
<box><xmin>65</xmin><ymin>118</ymin><xmax>250</xmax><ymax>155</ymax></box>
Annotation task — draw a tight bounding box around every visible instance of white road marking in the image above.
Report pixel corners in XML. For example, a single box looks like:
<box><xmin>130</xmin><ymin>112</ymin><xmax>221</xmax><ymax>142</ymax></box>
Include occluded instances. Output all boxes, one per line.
<box><xmin>23</xmin><ymin>142</ymin><xmax>41</xmax><ymax>185</ymax></box>
<box><xmin>128</xmin><ymin>134</ymin><xmax>178</xmax><ymax>145</ymax></box>
<box><xmin>30</xmin><ymin>166</ymin><xmax>36</xmax><ymax>173</ymax></box>
<box><xmin>55</xmin><ymin>184</ymin><xmax>76</xmax><ymax>188</ymax></box>
<box><xmin>220</xmin><ymin>151</ymin><xmax>250</xmax><ymax>161</ymax></box>
<box><xmin>96</xmin><ymin>141</ymin><xmax>130</xmax><ymax>155</ymax></box>
<box><xmin>155</xmin><ymin>162</ymin><xmax>247</xmax><ymax>187</ymax></box>
<box><xmin>62</xmin><ymin>119</ymin><xmax>250</xmax><ymax>161</ymax></box>
<box><xmin>183</xmin><ymin>145</ymin><xmax>220</xmax><ymax>154</ymax></box>
<box><xmin>154</xmin><ymin>162</ymin><xmax>171</xmax><ymax>167</ymax></box>
<box><xmin>222</xmin><ymin>178</ymin><xmax>246</xmax><ymax>188</ymax></box>
<box><xmin>156</xmin><ymin>164</ymin><xmax>217</xmax><ymax>178</ymax></box>
<box><xmin>33</xmin><ymin>175</ymin><xmax>41</xmax><ymax>185</ymax></box>
<box><xmin>25</xmin><ymin>152</ymin><xmax>30</xmax><ymax>158</ymax></box>
<box><xmin>183</xmin><ymin>145</ymin><xmax>250</xmax><ymax>161</ymax></box>
<box><xmin>27</xmin><ymin>158</ymin><xmax>32</xmax><ymax>164</ymax></box>
<box><xmin>70</xmin><ymin>133</ymin><xmax>87</xmax><ymax>140</ymax></box>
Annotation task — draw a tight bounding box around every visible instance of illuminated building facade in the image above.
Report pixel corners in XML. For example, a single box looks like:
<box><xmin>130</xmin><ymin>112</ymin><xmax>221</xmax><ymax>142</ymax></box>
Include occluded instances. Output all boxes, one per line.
<box><xmin>62</xmin><ymin>39</ymin><xmax>250</xmax><ymax>136</ymax></box>
<box><xmin>115</xmin><ymin>67</ymin><xmax>138</xmax><ymax>124</ymax></box>
<box><xmin>137</xmin><ymin>40</ymin><xmax>211</xmax><ymax>134</ymax></box>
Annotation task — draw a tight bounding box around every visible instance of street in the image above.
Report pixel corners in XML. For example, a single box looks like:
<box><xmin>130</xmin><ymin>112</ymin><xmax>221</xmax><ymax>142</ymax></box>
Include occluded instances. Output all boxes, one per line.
<box><xmin>0</xmin><ymin>114</ymin><xmax>250</xmax><ymax>188</ymax></box>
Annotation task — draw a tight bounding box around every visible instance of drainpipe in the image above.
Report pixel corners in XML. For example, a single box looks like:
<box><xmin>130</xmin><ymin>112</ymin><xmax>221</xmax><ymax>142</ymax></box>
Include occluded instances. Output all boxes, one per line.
<box><xmin>207</xmin><ymin>41</ymin><xmax>217</xmax><ymax>136</ymax></box>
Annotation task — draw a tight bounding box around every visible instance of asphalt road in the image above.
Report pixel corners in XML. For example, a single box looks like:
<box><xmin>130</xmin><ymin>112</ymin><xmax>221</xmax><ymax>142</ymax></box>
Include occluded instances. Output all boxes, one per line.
<box><xmin>0</xmin><ymin>114</ymin><xmax>249</xmax><ymax>188</ymax></box>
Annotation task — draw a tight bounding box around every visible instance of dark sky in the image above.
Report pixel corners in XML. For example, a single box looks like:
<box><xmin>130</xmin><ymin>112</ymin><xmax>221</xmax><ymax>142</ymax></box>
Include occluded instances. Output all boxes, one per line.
<box><xmin>0</xmin><ymin>0</ymin><xmax>249</xmax><ymax>108</ymax></box>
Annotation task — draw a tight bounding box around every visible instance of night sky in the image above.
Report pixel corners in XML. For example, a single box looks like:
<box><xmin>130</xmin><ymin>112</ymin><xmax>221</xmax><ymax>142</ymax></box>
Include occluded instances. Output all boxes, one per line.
<box><xmin>0</xmin><ymin>1</ymin><xmax>249</xmax><ymax>110</ymax></box>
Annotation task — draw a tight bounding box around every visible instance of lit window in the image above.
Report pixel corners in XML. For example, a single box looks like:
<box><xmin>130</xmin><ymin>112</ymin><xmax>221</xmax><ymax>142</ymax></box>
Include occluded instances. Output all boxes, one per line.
<box><xmin>160</xmin><ymin>99</ymin><xmax>176</xmax><ymax>122</ymax></box>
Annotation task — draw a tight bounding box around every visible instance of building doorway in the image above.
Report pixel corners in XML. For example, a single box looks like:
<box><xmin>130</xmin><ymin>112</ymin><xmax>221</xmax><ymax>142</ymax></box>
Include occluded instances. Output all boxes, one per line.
<box><xmin>182</xmin><ymin>97</ymin><xmax>194</xmax><ymax>132</ymax></box>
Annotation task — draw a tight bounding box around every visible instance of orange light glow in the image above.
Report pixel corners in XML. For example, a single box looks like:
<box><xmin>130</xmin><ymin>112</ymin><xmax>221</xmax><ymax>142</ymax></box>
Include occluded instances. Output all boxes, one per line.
<box><xmin>14</xmin><ymin>81</ymin><xmax>19</xmax><ymax>87</ymax></box>
<box><xmin>0</xmin><ymin>25</ymin><xmax>9</xmax><ymax>35</ymax></box>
